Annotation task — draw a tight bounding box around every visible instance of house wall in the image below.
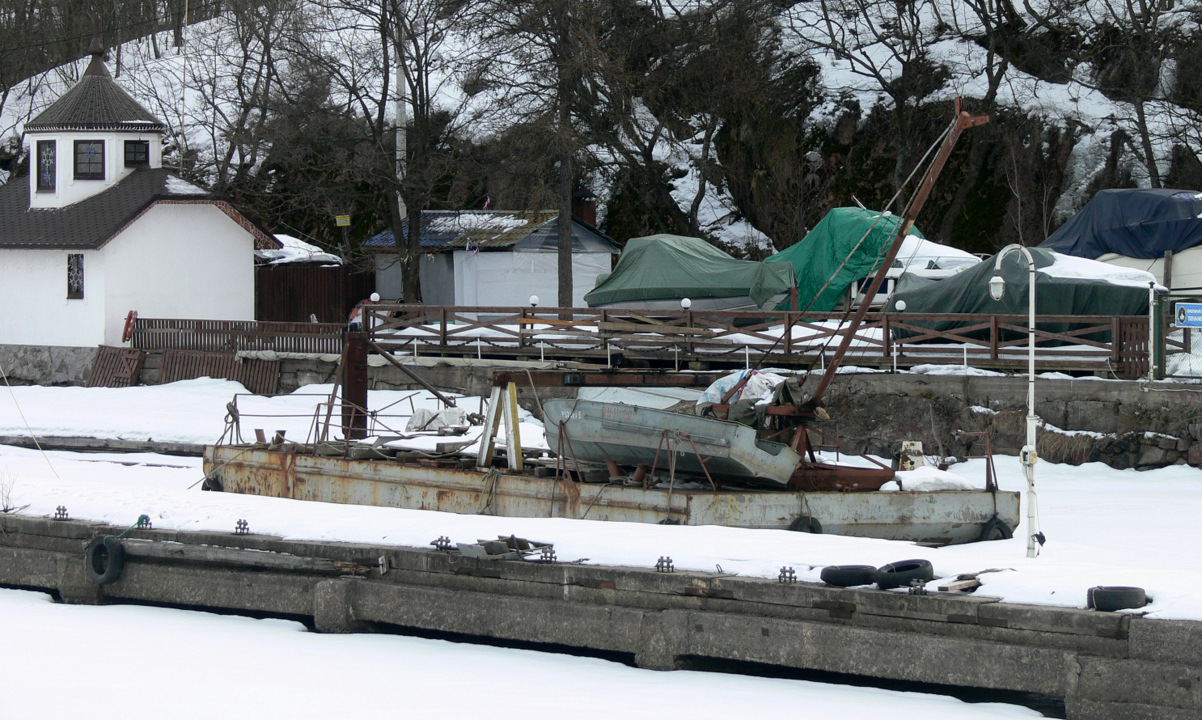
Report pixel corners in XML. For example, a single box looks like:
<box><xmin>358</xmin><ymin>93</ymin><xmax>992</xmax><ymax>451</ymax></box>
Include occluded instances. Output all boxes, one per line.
<box><xmin>103</xmin><ymin>203</ymin><xmax>255</xmax><ymax>344</ymax></box>
<box><xmin>26</xmin><ymin>131</ymin><xmax>163</xmax><ymax>209</ymax></box>
<box><xmin>373</xmin><ymin>252</ymin><xmax>455</xmax><ymax>304</ymax></box>
<box><xmin>453</xmin><ymin>250</ymin><xmax>612</xmax><ymax>307</ymax></box>
<box><xmin>0</xmin><ymin>248</ymin><xmax>107</xmax><ymax>347</ymax></box>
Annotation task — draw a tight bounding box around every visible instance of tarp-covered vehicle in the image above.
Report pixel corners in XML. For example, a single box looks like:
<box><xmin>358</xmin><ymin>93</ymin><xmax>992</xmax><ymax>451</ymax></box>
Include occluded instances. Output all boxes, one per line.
<box><xmin>1039</xmin><ymin>188</ymin><xmax>1202</xmax><ymax>291</ymax></box>
<box><xmin>886</xmin><ymin>247</ymin><xmax>1156</xmax><ymax>342</ymax></box>
<box><xmin>584</xmin><ymin>234</ymin><xmax>796</xmax><ymax>311</ymax></box>
<box><xmin>765</xmin><ymin>207</ymin><xmax>975</xmax><ymax>311</ymax></box>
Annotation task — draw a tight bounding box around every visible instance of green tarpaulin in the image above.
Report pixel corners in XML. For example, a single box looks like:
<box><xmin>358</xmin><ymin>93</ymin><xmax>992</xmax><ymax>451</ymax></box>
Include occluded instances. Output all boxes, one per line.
<box><xmin>886</xmin><ymin>247</ymin><xmax>1150</xmax><ymax>342</ymax></box>
<box><xmin>765</xmin><ymin>207</ymin><xmax>924</xmax><ymax>311</ymax></box>
<box><xmin>583</xmin><ymin>234</ymin><xmax>796</xmax><ymax>308</ymax></box>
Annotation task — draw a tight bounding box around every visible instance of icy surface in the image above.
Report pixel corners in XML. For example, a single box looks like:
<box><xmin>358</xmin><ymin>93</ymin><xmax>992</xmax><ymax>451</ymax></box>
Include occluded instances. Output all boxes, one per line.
<box><xmin>2</xmin><ymin>382</ymin><xmax>1202</xmax><ymax>620</ymax></box>
<box><xmin>0</xmin><ymin>587</ymin><xmax>1039</xmax><ymax>719</ymax></box>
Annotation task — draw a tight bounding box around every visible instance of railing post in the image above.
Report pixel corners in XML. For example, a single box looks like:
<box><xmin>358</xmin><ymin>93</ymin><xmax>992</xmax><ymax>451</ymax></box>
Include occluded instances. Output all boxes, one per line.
<box><xmin>440</xmin><ymin>307</ymin><xmax>447</xmax><ymax>348</ymax></box>
<box><xmin>990</xmin><ymin>315</ymin><xmax>999</xmax><ymax>360</ymax></box>
<box><xmin>882</xmin><ymin>313</ymin><xmax>891</xmax><ymax>358</ymax></box>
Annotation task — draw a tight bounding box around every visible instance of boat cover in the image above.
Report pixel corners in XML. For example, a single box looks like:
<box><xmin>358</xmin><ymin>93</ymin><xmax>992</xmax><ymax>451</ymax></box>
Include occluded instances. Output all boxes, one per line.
<box><xmin>765</xmin><ymin>207</ymin><xmax>925</xmax><ymax>311</ymax></box>
<box><xmin>1039</xmin><ymin>188</ymin><xmax>1202</xmax><ymax>259</ymax></box>
<box><xmin>886</xmin><ymin>248</ymin><xmax>1152</xmax><ymax>340</ymax></box>
<box><xmin>583</xmin><ymin>234</ymin><xmax>795</xmax><ymax>308</ymax></box>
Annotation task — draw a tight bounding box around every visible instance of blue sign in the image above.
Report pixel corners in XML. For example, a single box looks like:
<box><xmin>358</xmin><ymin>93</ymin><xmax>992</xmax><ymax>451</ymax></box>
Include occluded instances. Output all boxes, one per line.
<box><xmin>1175</xmin><ymin>302</ymin><xmax>1202</xmax><ymax>328</ymax></box>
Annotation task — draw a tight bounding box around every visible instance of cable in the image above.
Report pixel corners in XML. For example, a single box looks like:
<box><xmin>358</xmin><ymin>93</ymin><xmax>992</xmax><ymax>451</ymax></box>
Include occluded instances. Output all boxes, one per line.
<box><xmin>0</xmin><ymin>361</ymin><xmax>59</xmax><ymax>479</ymax></box>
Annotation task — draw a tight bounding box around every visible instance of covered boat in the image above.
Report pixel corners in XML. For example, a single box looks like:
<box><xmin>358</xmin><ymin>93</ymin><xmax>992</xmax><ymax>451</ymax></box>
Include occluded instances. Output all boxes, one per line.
<box><xmin>583</xmin><ymin>234</ymin><xmax>796</xmax><ymax>311</ymax></box>
<box><xmin>1039</xmin><ymin>188</ymin><xmax>1202</xmax><ymax>291</ymax></box>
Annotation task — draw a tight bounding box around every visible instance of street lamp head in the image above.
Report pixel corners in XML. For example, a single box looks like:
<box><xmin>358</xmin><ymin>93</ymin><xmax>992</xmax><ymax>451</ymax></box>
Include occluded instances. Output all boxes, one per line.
<box><xmin>989</xmin><ymin>275</ymin><xmax>1006</xmax><ymax>301</ymax></box>
<box><xmin>894</xmin><ymin>300</ymin><xmax>907</xmax><ymax>312</ymax></box>
<box><xmin>681</xmin><ymin>297</ymin><xmax>692</xmax><ymax>310</ymax></box>
<box><xmin>529</xmin><ymin>295</ymin><xmax>539</xmax><ymax>308</ymax></box>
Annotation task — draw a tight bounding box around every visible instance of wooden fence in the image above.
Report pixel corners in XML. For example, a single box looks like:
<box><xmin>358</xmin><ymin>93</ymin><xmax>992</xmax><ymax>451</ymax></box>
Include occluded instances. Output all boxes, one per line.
<box><xmin>131</xmin><ymin>305</ymin><xmax>1159</xmax><ymax>378</ymax></box>
<box><xmin>255</xmin><ymin>264</ymin><xmax>374</xmax><ymax>324</ymax></box>
<box><xmin>131</xmin><ymin>318</ymin><xmax>345</xmax><ymax>355</ymax></box>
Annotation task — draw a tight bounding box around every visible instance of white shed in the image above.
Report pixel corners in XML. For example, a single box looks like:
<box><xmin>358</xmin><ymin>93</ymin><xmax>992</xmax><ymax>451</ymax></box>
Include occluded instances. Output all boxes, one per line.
<box><xmin>0</xmin><ymin>38</ymin><xmax>275</xmax><ymax>350</ymax></box>
<box><xmin>366</xmin><ymin>210</ymin><xmax>621</xmax><ymax>307</ymax></box>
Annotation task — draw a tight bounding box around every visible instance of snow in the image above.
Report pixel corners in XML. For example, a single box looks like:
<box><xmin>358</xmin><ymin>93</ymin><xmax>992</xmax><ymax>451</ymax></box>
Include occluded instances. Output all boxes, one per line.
<box><xmin>164</xmin><ymin>175</ymin><xmax>208</xmax><ymax>196</ymax></box>
<box><xmin>1042</xmin><ymin>252</ymin><xmax>1161</xmax><ymax>289</ymax></box>
<box><xmin>257</xmin><ymin>234</ymin><xmax>344</xmax><ymax>266</ymax></box>
<box><xmin>0</xmin><ymin>587</ymin><xmax>1039</xmax><ymax>719</ymax></box>
<box><xmin>3</xmin><ymin>381</ymin><xmax>1202</xmax><ymax>622</ymax></box>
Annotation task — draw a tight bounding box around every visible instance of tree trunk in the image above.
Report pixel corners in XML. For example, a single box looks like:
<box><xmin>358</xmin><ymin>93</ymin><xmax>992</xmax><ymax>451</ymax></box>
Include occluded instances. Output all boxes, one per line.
<box><xmin>1133</xmin><ymin>100</ymin><xmax>1161</xmax><ymax>188</ymax></box>
<box><xmin>557</xmin><ymin>90</ymin><xmax>574</xmax><ymax>311</ymax></box>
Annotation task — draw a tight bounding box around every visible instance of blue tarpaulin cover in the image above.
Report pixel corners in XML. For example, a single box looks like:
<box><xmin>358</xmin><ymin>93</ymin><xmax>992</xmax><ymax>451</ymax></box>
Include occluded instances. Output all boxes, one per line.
<box><xmin>1039</xmin><ymin>188</ymin><xmax>1202</xmax><ymax>259</ymax></box>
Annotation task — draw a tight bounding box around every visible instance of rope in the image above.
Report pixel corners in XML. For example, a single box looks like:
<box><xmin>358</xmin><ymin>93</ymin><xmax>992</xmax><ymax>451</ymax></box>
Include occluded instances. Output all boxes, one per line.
<box><xmin>0</xmin><ymin>361</ymin><xmax>60</xmax><ymax>479</ymax></box>
<box><xmin>113</xmin><ymin>514</ymin><xmax>152</xmax><ymax>538</ymax></box>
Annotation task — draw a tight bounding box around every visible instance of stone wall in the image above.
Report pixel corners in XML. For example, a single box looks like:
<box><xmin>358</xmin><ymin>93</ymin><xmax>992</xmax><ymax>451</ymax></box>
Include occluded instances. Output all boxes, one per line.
<box><xmin>0</xmin><ymin>344</ymin><xmax>95</xmax><ymax>385</ymax></box>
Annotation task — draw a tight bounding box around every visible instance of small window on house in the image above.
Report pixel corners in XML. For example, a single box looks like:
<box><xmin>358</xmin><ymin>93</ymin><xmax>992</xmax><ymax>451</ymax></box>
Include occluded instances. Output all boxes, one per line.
<box><xmin>124</xmin><ymin>140</ymin><xmax>149</xmax><ymax>167</ymax></box>
<box><xmin>74</xmin><ymin>140</ymin><xmax>104</xmax><ymax>180</ymax></box>
<box><xmin>67</xmin><ymin>254</ymin><xmax>84</xmax><ymax>299</ymax></box>
<box><xmin>36</xmin><ymin>140</ymin><xmax>56</xmax><ymax>192</ymax></box>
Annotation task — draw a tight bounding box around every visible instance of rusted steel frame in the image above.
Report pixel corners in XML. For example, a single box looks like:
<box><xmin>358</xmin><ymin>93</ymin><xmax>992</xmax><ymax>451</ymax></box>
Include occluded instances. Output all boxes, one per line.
<box><xmin>802</xmin><ymin>424</ymin><xmax>891</xmax><ymax>470</ymax></box>
<box><xmin>368</xmin><ymin>341</ymin><xmax>456</xmax><ymax>408</ymax></box>
<box><xmin>956</xmin><ymin>431</ymin><xmax>999</xmax><ymax>492</ymax></box>
<box><xmin>492</xmin><ymin>370</ymin><xmax>718</xmax><ymax>388</ymax></box>
<box><xmin>808</xmin><ymin>101</ymin><xmax>989</xmax><ymax>407</ymax></box>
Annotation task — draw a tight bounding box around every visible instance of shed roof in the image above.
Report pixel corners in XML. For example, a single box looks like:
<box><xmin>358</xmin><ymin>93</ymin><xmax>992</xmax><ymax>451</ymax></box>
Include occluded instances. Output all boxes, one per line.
<box><xmin>0</xmin><ymin>167</ymin><xmax>276</xmax><ymax>250</ymax></box>
<box><xmin>365</xmin><ymin>210</ymin><xmax>620</xmax><ymax>254</ymax></box>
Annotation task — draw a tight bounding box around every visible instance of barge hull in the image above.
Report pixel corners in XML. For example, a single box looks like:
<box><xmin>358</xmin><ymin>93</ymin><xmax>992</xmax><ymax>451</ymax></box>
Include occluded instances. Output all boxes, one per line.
<box><xmin>204</xmin><ymin>447</ymin><xmax>1019</xmax><ymax>545</ymax></box>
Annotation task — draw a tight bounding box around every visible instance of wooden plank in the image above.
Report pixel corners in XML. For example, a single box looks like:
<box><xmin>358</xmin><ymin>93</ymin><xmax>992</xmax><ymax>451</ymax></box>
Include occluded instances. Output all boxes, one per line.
<box><xmin>86</xmin><ymin>346</ymin><xmax>146</xmax><ymax>388</ymax></box>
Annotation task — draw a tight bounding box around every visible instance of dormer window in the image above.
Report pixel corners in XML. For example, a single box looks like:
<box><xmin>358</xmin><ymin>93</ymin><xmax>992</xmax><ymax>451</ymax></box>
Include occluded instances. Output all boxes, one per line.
<box><xmin>74</xmin><ymin>140</ymin><xmax>105</xmax><ymax>180</ymax></box>
<box><xmin>124</xmin><ymin>140</ymin><xmax>149</xmax><ymax>167</ymax></box>
<box><xmin>36</xmin><ymin>140</ymin><xmax>56</xmax><ymax>192</ymax></box>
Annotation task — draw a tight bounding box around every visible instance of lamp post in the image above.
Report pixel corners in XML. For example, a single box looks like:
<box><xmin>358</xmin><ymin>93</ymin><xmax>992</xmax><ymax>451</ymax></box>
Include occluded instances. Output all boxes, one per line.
<box><xmin>990</xmin><ymin>244</ymin><xmax>1042</xmax><ymax>558</ymax></box>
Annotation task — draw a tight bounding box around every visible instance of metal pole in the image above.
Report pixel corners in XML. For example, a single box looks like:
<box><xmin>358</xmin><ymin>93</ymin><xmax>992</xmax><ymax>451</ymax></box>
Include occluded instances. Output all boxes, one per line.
<box><xmin>1148</xmin><ymin>281</ymin><xmax>1156</xmax><ymax>382</ymax></box>
<box><xmin>1025</xmin><ymin>252</ymin><xmax>1039</xmax><ymax>558</ymax></box>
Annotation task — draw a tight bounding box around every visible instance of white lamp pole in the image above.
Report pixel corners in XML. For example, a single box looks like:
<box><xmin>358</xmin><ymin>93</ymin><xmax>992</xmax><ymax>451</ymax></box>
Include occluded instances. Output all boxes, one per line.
<box><xmin>990</xmin><ymin>244</ymin><xmax>1041</xmax><ymax>558</ymax></box>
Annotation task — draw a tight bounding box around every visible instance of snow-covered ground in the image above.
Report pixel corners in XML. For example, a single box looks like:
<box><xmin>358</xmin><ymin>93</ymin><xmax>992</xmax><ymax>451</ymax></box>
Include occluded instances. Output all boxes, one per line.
<box><xmin>2</xmin><ymin>380</ymin><xmax>1201</xmax><ymax>621</ymax></box>
<box><xmin>0</xmin><ymin>587</ymin><xmax>1039</xmax><ymax>719</ymax></box>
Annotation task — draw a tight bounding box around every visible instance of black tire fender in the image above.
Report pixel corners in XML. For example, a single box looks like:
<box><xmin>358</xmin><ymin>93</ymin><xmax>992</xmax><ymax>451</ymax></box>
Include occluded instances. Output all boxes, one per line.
<box><xmin>84</xmin><ymin>536</ymin><xmax>126</xmax><ymax>585</ymax></box>
<box><xmin>820</xmin><ymin>565</ymin><xmax>878</xmax><ymax>587</ymax></box>
<box><xmin>1087</xmin><ymin>586</ymin><xmax>1148</xmax><ymax>612</ymax></box>
<box><xmin>201</xmin><ymin>474</ymin><xmax>223</xmax><ymax>492</ymax></box>
<box><xmin>979</xmin><ymin>515</ymin><xmax>1014</xmax><ymax>541</ymax></box>
<box><xmin>876</xmin><ymin>558</ymin><xmax>935</xmax><ymax>590</ymax></box>
<box><xmin>787</xmin><ymin>515</ymin><xmax>822</xmax><ymax>534</ymax></box>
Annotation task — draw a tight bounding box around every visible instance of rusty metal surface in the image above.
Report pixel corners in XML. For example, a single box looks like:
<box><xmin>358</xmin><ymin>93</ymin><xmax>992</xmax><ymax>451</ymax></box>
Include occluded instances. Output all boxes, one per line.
<box><xmin>205</xmin><ymin>446</ymin><xmax>1020</xmax><ymax>545</ymax></box>
<box><xmin>86</xmin><ymin>345</ymin><xmax>146</xmax><ymax>387</ymax></box>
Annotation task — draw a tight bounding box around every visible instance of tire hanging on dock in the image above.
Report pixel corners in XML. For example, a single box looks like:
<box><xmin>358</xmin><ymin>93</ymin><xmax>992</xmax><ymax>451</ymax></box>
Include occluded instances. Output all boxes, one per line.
<box><xmin>84</xmin><ymin>536</ymin><xmax>126</xmax><ymax>585</ymax></box>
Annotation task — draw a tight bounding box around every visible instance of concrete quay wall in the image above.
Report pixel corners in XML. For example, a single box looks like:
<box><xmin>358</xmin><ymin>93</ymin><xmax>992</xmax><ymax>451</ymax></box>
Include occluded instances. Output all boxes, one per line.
<box><xmin>1</xmin><ymin>514</ymin><xmax>1198</xmax><ymax>719</ymax></box>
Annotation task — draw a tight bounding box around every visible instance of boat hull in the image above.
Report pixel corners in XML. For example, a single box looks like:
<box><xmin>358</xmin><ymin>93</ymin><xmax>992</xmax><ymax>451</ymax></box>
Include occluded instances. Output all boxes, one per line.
<box><xmin>203</xmin><ymin>446</ymin><xmax>1021</xmax><ymax>545</ymax></box>
<box><xmin>542</xmin><ymin>398</ymin><xmax>801</xmax><ymax>486</ymax></box>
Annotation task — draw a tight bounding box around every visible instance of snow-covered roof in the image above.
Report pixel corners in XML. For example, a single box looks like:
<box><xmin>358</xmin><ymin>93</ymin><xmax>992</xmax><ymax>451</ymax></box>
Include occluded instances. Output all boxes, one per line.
<box><xmin>256</xmin><ymin>235</ymin><xmax>344</xmax><ymax>266</ymax></box>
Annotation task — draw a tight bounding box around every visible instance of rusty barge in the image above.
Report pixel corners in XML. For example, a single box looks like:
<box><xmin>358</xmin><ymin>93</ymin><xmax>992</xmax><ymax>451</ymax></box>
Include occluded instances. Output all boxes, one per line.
<box><xmin>202</xmin><ymin>100</ymin><xmax>1019</xmax><ymax>545</ymax></box>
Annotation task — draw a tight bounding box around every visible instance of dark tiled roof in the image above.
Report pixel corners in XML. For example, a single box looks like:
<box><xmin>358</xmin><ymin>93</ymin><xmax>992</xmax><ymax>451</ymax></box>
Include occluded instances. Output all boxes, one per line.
<box><xmin>0</xmin><ymin>167</ymin><xmax>212</xmax><ymax>249</ymax></box>
<box><xmin>365</xmin><ymin>210</ymin><xmax>620</xmax><ymax>253</ymax></box>
<box><xmin>24</xmin><ymin>44</ymin><xmax>166</xmax><ymax>132</ymax></box>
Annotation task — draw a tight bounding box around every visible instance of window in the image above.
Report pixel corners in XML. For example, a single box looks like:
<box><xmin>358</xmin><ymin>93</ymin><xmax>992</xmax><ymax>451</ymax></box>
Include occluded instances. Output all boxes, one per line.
<box><xmin>36</xmin><ymin>140</ymin><xmax>55</xmax><ymax>192</ymax></box>
<box><xmin>74</xmin><ymin>140</ymin><xmax>104</xmax><ymax>180</ymax></box>
<box><xmin>67</xmin><ymin>254</ymin><xmax>84</xmax><ymax>299</ymax></box>
<box><xmin>124</xmin><ymin>140</ymin><xmax>149</xmax><ymax>167</ymax></box>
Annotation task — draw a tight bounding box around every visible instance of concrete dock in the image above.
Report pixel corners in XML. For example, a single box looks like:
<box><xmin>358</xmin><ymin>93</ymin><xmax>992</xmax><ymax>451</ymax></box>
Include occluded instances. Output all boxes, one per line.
<box><xmin>1</xmin><ymin>513</ymin><xmax>1197</xmax><ymax>719</ymax></box>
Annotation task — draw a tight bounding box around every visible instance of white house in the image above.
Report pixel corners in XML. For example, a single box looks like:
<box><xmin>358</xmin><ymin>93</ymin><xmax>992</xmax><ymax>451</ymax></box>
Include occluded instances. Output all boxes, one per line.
<box><xmin>0</xmin><ymin>38</ymin><xmax>276</xmax><ymax>350</ymax></box>
<box><xmin>366</xmin><ymin>210</ymin><xmax>621</xmax><ymax>307</ymax></box>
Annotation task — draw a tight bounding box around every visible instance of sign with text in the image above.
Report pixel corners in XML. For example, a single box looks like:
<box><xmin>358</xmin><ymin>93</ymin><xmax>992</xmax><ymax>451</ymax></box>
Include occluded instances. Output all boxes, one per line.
<box><xmin>335</xmin><ymin>214</ymin><xmax>351</xmax><ymax>227</ymax></box>
<box><xmin>1175</xmin><ymin>302</ymin><xmax>1202</xmax><ymax>327</ymax></box>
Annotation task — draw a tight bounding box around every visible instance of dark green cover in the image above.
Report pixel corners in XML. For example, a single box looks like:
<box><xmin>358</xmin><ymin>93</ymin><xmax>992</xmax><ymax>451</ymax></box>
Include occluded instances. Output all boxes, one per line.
<box><xmin>583</xmin><ymin>234</ymin><xmax>795</xmax><ymax>308</ymax></box>
<box><xmin>887</xmin><ymin>247</ymin><xmax>1149</xmax><ymax>342</ymax></box>
<box><xmin>765</xmin><ymin>207</ymin><xmax>924</xmax><ymax>311</ymax></box>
